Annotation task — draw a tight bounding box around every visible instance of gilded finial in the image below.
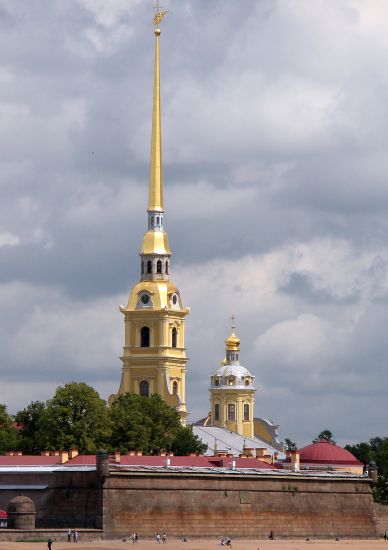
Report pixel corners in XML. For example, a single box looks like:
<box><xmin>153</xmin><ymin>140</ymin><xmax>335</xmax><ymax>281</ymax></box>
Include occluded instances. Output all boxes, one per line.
<box><xmin>225</xmin><ymin>315</ymin><xmax>240</xmax><ymax>351</ymax></box>
<box><xmin>153</xmin><ymin>0</ymin><xmax>168</xmax><ymax>32</ymax></box>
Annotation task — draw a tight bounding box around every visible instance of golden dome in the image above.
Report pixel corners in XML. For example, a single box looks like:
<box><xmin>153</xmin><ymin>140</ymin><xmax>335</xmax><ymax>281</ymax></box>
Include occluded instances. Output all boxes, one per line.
<box><xmin>140</xmin><ymin>230</ymin><xmax>171</xmax><ymax>255</ymax></box>
<box><xmin>225</xmin><ymin>333</ymin><xmax>240</xmax><ymax>351</ymax></box>
<box><xmin>224</xmin><ymin>315</ymin><xmax>240</xmax><ymax>350</ymax></box>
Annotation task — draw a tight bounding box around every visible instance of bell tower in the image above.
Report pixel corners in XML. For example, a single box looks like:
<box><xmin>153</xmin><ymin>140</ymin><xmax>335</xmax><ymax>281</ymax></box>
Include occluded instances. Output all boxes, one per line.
<box><xmin>109</xmin><ymin>9</ymin><xmax>189</xmax><ymax>424</ymax></box>
<box><xmin>209</xmin><ymin>319</ymin><xmax>256</xmax><ymax>437</ymax></box>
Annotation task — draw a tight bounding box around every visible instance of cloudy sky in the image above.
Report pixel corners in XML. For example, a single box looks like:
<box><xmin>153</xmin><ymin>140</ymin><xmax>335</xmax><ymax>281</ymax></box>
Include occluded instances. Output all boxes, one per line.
<box><xmin>0</xmin><ymin>0</ymin><xmax>387</xmax><ymax>446</ymax></box>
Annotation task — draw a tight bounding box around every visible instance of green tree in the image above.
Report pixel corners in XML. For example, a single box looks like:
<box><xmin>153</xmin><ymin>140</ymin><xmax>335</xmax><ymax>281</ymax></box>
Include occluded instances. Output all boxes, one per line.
<box><xmin>0</xmin><ymin>404</ymin><xmax>20</xmax><ymax>454</ymax></box>
<box><xmin>313</xmin><ymin>430</ymin><xmax>336</xmax><ymax>444</ymax></box>
<box><xmin>110</xmin><ymin>393</ymin><xmax>179</xmax><ymax>453</ymax></box>
<box><xmin>15</xmin><ymin>401</ymin><xmax>48</xmax><ymax>454</ymax></box>
<box><xmin>44</xmin><ymin>382</ymin><xmax>111</xmax><ymax>453</ymax></box>
<box><xmin>110</xmin><ymin>393</ymin><xmax>204</xmax><ymax>455</ymax></box>
<box><xmin>345</xmin><ymin>436</ymin><xmax>388</xmax><ymax>504</ymax></box>
<box><xmin>284</xmin><ymin>438</ymin><xmax>297</xmax><ymax>451</ymax></box>
<box><xmin>170</xmin><ymin>426</ymin><xmax>207</xmax><ymax>456</ymax></box>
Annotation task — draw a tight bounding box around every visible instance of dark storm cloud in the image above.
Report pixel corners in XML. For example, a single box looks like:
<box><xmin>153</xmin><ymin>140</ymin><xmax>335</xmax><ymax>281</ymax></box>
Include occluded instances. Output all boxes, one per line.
<box><xmin>0</xmin><ymin>0</ymin><xmax>387</xmax><ymax>446</ymax></box>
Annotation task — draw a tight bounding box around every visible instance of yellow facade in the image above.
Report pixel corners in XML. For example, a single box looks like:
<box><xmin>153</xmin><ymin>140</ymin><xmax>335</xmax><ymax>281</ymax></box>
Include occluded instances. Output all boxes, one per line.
<box><xmin>109</xmin><ymin>13</ymin><xmax>189</xmax><ymax>424</ymax></box>
<box><xmin>210</xmin><ymin>324</ymin><xmax>256</xmax><ymax>438</ymax></box>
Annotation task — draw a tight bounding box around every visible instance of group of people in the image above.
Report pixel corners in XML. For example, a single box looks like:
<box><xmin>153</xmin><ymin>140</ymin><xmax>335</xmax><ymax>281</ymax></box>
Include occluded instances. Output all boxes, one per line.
<box><xmin>130</xmin><ymin>531</ymin><xmax>139</xmax><ymax>543</ymax></box>
<box><xmin>155</xmin><ymin>532</ymin><xmax>167</xmax><ymax>543</ymax></box>
<box><xmin>220</xmin><ymin>537</ymin><xmax>232</xmax><ymax>546</ymax></box>
<box><xmin>67</xmin><ymin>529</ymin><xmax>79</xmax><ymax>543</ymax></box>
<box><xmin>47</xmin><ymin>529</ymin><xmax>79</xmax><ymax>549</ymax></box>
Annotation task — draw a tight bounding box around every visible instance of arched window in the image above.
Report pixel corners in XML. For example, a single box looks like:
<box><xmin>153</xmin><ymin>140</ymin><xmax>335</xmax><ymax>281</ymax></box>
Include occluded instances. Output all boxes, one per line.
<box><xmin>157</xmin><ymin>260</ymin><xmax>162</xmax><ymax>274</ymax></box>
<box><xmin>140</xmin><ymin>326</ymin><xmax>150</xmax><ymax>347</ymax></box>
<box><xmin>228</xmin><ymin>403</ymin><xmax>235</xmax><ymax>421</ymax></box>
<box><xmin>172</xmin><ymin>327</ymin><xmax>177</xmax><ymax>348</ymax></box>
<box><xmin>236</xmin><ymin>353</ymin><xmax>239</xmax><ymax>361</ymax></box>
<box><xmin>140</xmin><ymin>380</ymin><xmax>149</xmax><ymax>397</ymax></box>
<box><xmin>151</xmin><ymin>216</ymin><xmax>154</xmax><ymax>226</ymax></box>
<box><xmin>147</xmin><ymin>260</ymin><xmax>152</xmax><ymax>274</ymax></box>
<box><xmin>172</xmin><ymin>381</ymin><xmax>178</xmax><ymax>395</ymax></box>
<box><xmin>245</xmin><ymin>379</ymin><xmax>250</xmax><ymax>386</ymax></box>
<box><xmin>214</xmin><ymin>403</ymin><xmax>220</xmax><ymax>421</ymax></box>
<box><xmin>156</xmin><ymin>216</ymin><xmax>159</xmax><ymax>225</ymax></box>
<box><xmin>215</xmin><ymin>378</ymin><xmax>219</xmax><ymax>386</ymax></box>
<box><xmin>244</xmin><ymin>404</ymin><xmax>250</xmax><ymax>421</ymax></box>
<box><xmin>165</xmin><ymin>261</ymin><xmax>169</xmax><ymax>274</ymax></box>
<box><xmin>141</xmin><ymin>261</ymin><xmax>144</xmax><ymax>274</ymax></box>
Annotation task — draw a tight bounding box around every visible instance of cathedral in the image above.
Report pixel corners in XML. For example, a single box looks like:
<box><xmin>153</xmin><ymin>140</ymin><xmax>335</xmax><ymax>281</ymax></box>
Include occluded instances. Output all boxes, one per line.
<box><xmin>109</xmin><ymin>10</ymin><xmax>282</xmax><ymax>456</ymax></box>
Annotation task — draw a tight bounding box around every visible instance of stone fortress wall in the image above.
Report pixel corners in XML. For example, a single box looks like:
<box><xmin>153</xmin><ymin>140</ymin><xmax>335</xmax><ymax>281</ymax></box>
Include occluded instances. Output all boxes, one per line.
<box><xmin>0</xmin><ymin>458</ymin><xmax>383</xmax><ymax>540</ymax></box>
<box><xmin>101</xmin><ymin>469</ymin><xmax>378</xmax><ymax>539</ymax></box>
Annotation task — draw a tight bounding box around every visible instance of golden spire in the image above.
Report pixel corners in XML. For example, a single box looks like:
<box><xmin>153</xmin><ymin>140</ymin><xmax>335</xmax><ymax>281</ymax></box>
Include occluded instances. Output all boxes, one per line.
<box><xmin>148</xmin><ymin>3</ymin><xmax>168</xmax><ymax>213</ymax></box>
<box><xmin>225</xmin><ymin>315</ymin><xmax>240</xmax><ymax>351</ymax></box>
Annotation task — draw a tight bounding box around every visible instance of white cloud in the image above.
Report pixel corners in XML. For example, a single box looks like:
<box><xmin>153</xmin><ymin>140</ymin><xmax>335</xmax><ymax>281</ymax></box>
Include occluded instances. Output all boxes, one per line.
<box><xmin>0</xmin><ymin>231</ymin><xmax>19</xmax><ymax>247</ymax></box>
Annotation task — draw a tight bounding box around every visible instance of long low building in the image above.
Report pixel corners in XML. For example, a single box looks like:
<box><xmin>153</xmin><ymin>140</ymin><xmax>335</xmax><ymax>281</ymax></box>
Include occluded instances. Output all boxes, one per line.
<box><xmin>0</xmin><ymin>450</ymin><xmax>380</xmax><ymax>540</ymax></box>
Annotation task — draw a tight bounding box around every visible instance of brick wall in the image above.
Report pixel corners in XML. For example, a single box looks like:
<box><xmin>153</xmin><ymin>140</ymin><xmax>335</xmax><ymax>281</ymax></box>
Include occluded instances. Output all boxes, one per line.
<box><xmin>374</xmin><ymin>503</ymin><xmax>388</xmax><ymax>537</ymax></box>
<box><xmin>101</xmin><ymin>472</ymin><xmax>377</xmax><ymax>539</ymax></box>
<box><xmin>0</xmin><ymin>468</ymin><xmax>379</xmax><ymax>539</ymax></box>
<box><xmin>0</xmin><ymin>470</ymin><xmax>98</xmax><ymax>528</ymax></box>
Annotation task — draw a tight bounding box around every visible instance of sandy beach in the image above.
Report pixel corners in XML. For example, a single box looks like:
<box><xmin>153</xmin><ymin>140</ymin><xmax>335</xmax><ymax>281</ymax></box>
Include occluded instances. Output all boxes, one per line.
<box><xmin>0</xmin><ymin>539</ymin><xmax>386</xmax><ymax>550</ymax></box>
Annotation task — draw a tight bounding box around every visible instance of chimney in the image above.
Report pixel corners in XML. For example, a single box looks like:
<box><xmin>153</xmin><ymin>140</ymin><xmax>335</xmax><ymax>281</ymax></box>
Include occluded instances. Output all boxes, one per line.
<box><xmin>69</xmin><ymin>449</ymin><xmax>78</xmax><ymax>459</ymax></box>
<box><xmin>114</xmin><ymin>450</ymin><xmax>121</xmax><ymax>464</ymax></box>
<box><xmin>243</xmin><ymin>447</ymin><xmax>254</xmax><ymax>457</ymax></box>
<box><xmin>135</xmin><ymin>450</ymin><xmax>143</xmax><ymax>456</ymax></box>
<box><xmin>367</xmin><ymin>462</ymin><xmax>378</xmax><ymax>482</ymax></box>
<box><xmin>41</xmin><ymin>451</ymin><xmax>50</xmax><ymax>456</ymax></box>
<box><xmin>128</xmin><ymin>450</ymin><xmax>136</xmax><ymax>456</ymax></box>
<box><xmin>160</xmin><ymin>450</ymin><xmax>167</xmax><ymax>456</ymax></box>
<box><xmin>255</xmin><ymin>448</ymin><xmax>267</xmax><ymax>458</ymax></box>
<box><xmin>51</xmin><ymin>451</ymin><xmax>60</xmax><ymax>456</ymax></box>
<box><xmin>291</xmin><ymin>451</ymin><xmax>300</xmax><ymax>471</ymax></box>
<box><xmin>96</xmin><ymin>450</ymin><xmax>110</xmax><ymax>478</ymax></box>
<box><xmin>239</xmin><ymin>454</ymin><xmax>247</xmax><ymax>459</ymax></box>
<box><xmin>60</xmin><ymin>451</ymin><xmax>69</xmax><ymax>464</ymax></box>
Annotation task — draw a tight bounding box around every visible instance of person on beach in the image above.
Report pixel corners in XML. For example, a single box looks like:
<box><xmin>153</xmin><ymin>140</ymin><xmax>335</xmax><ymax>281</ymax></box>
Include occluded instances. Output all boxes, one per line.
<box><xmin>162</xmin><ymin>532</ymin><xmax>167</xmax><ymax>543</ymax></box>
<box><xmin>156</xmin><ymin>532</ymin><xmax>161</xmax><ymax>543</ymax></box>
<box><xmin>67</xmin><ymin>529</ymin><xmax>71</xmax><ymax>542</ymax></box>
<box><xmin>73</xmin><ymin>529</ymin><xmax>78</xmax><ymax>543</ymax></box>
<box><xmin>47</xmin><ymin>538</ymin><xmax>53</xmax><ymax>550</ymax></box>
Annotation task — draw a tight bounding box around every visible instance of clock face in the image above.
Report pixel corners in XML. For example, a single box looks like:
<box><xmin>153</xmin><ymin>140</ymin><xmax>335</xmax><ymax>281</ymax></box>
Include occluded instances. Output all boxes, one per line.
<box><xmin>141</xmin><ymin>294</ymin><xmax>150</xmax><ymax>305</ymax></box>
<box><xmin>172</xmin><ymin>294</ymin><xmax>178</xmax><ymax>305</ymax></box>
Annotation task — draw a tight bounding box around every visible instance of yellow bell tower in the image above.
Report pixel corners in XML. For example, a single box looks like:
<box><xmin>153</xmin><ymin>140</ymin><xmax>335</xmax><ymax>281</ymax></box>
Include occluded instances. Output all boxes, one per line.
<box><xmin>109</xmin><ymin>8</ymin><xmax>189</xmax><ymax>424</ymax></box>
<box><xmin>209</xmin><ymin>319</ymin><xmax>256</xmax><ymax>437</ymax></box>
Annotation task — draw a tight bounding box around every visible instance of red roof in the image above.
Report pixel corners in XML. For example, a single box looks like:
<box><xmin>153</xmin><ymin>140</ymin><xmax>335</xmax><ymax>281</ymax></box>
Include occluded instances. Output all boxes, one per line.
<box><xmin>108</xmin><ymin>455</ymin><xmax>275</xmax><ymax>469</ymax></box>
<box><xmin>0</xmin><ymin>455</ymin><xmax>61</xmax><ymax>466</ymax></box>
<box><xmin>0</xmin><ymin>453</ymin><xmax>276</xmax><ymax>470</ymax></box>
<box><xmin>0</xmin><ymin>510</ymin><xmax>7</xmax><ymax>519</ymax></box>
<box><xmin>298</xmin><ymin>440</ymin><xmax>363</xmax><ymax>465</ymax></box>
<box><xmin>66</xmin><ymin>455</ymin><xmax>96</xmax><ymax>466</ymax></box>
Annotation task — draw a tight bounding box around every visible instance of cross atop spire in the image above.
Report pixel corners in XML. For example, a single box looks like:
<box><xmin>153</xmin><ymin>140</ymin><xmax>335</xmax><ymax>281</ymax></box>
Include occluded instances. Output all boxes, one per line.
<box><xmin>153</xmin><ymin>0</ymin><xmax>168</xmax><ymax>28</ymax></box>
<box><xmin>231</xmin><ymin>314</ymin><xmax>236</xmax><ymax>335</ymax></box>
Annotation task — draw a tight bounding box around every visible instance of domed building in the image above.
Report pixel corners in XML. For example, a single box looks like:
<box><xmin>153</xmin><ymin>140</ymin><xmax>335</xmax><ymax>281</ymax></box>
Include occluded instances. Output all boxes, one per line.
<box><xmin>193</xmin><ymin>320</ymin><xmax>283</xmax><ymax>458</ymax></box>
<box><xmin>282</xmin><ymin>439</ymin><xmax>364</xmax><ymax>474</ymax></box>
<box><xmin>298</xmin><ymin>440</ymin><xmax>364</xmax><ymax>474</ymax></box>
<box><xmin>209</xmin><ymin>321</ymin><xmax>255</xmax><ymax>438</ymax></box>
